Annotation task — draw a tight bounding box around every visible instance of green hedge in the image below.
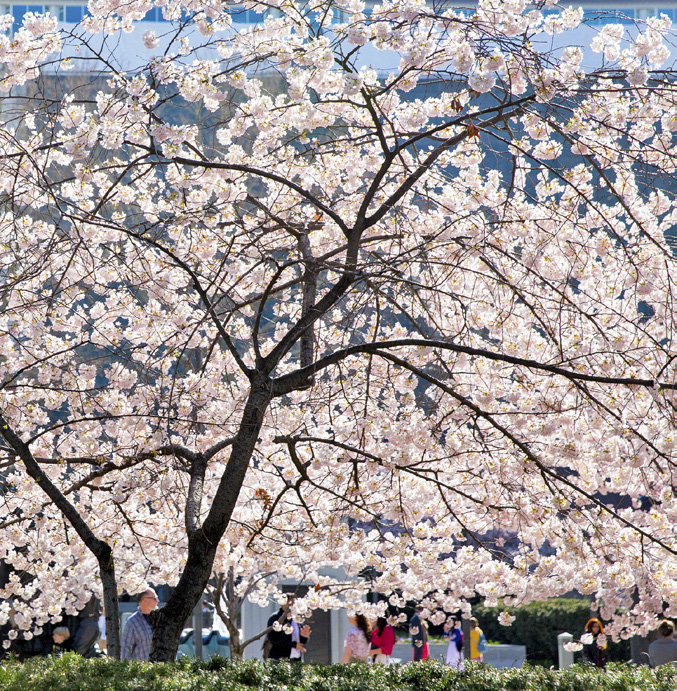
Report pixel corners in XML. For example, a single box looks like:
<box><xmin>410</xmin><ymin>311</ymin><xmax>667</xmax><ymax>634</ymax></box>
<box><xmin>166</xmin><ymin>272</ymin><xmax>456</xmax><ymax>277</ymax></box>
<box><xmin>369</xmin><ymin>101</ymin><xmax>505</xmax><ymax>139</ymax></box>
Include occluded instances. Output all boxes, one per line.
<box><xmin>1</xmin><ymin>655</ymin><xmax>676</xmax><ymax>691</ymax></box>
<box><xmin>474</xmin><ymin>598</ymin><xmax>631</xmax><ymax>666</ymax></box>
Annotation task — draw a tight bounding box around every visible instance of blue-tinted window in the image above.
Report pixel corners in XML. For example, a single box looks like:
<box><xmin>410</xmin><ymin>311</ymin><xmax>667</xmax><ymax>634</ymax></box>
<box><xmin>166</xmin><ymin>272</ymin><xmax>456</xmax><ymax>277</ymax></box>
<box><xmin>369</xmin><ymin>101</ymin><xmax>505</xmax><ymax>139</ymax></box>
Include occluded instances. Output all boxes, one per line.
<box><xmin>143</xmin><ymin>7</ymin><xmax>169</xmax><ymax>21</ymax></box>
<box><xmin>654</xmin><ymin>9</ymin><xmax>675</xmax><ymax>21</ymax></box>
<box><xmin>583</xmin><ymin>9</ymin><xmax>635</xmax><ymax>26</ymax></box>
<box><xmin>12</xmin><ymin>5</ymin><xmax>26</xmax><ymax>30</ymax></box>
<box><xmin>231</xmin><ymin>6</ymin><xmax>246</xmax><ymax>23</ymax></box>
<box><xmin>11</xmin><ymin>4</ymin><xmax>42</xmax><ymax>30</ymax></box>
<box><xmin>615</xmin><ymin>9</ymin><xmax>635</xmax><ymax>24</ymax></box>
<box><xmin>231</xmin><ymin>6</ymin><xmax>264</xmax><ymax>23</ymax></box>
<box><xmin>65</xmin><ymin>5</ymin><xmax>83</xmax><ymax>22</ymax></box>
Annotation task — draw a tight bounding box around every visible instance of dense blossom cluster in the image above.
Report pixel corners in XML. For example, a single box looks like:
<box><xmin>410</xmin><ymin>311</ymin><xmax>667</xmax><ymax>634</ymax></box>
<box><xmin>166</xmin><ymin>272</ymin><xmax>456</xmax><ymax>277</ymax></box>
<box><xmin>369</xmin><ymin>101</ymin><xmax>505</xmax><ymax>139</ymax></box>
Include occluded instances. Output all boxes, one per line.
<box><xmin>0</xmin><ymin>0</ymin><xmax>676</xmax><ymax>658</ymax></box>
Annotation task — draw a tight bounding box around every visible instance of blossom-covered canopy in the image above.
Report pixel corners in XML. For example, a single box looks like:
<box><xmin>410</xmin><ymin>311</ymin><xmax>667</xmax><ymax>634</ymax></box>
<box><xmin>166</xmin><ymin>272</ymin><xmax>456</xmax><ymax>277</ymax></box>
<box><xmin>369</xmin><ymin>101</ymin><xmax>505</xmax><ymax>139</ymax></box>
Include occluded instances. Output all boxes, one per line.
<box><xmin>0</xmin><ymin>0</ymin><xmax>676</xmax><ymax>659</ymax></box>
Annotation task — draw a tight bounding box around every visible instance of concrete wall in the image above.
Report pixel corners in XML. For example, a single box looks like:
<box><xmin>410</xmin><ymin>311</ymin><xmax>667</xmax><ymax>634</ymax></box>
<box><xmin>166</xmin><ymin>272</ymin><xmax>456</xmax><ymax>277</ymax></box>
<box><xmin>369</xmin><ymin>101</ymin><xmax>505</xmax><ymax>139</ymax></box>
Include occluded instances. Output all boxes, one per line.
<box><xmin>241</xmin><ymin>571</ymin><xmax>352</xmax><ymax>664</ymax></box>
<box><xmin>391</xmin><ymin>643</ymin><xmax>526</xmax><ymax>668</ymax></box>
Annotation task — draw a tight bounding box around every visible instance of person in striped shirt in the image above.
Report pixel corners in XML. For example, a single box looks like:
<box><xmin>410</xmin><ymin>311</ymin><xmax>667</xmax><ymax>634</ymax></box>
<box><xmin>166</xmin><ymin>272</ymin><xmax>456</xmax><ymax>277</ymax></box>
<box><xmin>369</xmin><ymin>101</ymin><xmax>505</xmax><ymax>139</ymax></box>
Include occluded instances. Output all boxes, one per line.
<box><xmin>121</xmin><ymin>589</ymin><xmax>158</xmax><ymax>661</ymax></box>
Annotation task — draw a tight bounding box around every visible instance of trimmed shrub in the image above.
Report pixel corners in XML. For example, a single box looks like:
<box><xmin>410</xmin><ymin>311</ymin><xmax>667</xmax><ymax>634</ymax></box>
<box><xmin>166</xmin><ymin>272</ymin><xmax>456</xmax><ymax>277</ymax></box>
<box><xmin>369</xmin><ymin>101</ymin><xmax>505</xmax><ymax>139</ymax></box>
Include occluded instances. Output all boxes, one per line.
<box><xmin>0</xmin><ymin>656</ymin><xmax>676</xmax><ymax>691</ymax></box>
<box><xmin>473</xmin><ymin>598</ymin><xmax>632</xmax><ymax>666</ymax></box>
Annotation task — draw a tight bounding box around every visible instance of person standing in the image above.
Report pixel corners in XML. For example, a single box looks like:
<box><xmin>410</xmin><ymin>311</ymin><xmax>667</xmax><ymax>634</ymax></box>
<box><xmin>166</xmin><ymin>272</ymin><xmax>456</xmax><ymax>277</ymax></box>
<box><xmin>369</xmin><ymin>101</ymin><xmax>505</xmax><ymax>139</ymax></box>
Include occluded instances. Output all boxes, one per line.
<box><xmin>70</xmin><ymin>596</ymin><xmax>103</xmax><ymax>658</ymax></box>
<box><xmin>648</xmin><ymin>619</ymin><xmax>677</xmax><ymax>666</ymax></box>
<box><xmin>121</xmin><ymin>588</ymin><xmax>159</xmax><ymax>661</ymax></box>
<box><xmin>469</xmin><ymin>617</ymin><xmax>484</xmax><ymax>662</ymax></box>
<box><xmin>370</xmin><ymin>616</ymin><xmax>395</xmax><ymax>664</ymax></box>
<box><xmin>266</xmin><ymin>598</ymin><xmax>311</xmax><ymax>662</ymax></box>
<box><xmin>98</xmin><ymin>608</ymin><xmax>107</xmax><ymax>654</ymax></box>
<box><xmin>581</xmin><ymin>617</ymin><xmax>607</xmax><ymax>669</ymax></box>
<box><xmin>445</xmin><ymin>617</ymin><xmax>464</xmax><ymax>669</ymax></box>
<box><xmin>410</xmin><ymin>606</ymin><xmax>429</xmax><ymax>661</ymax></box>
<box><xmin>341</xmin><ymin>613</ymin><xmax>371</xmax><ymax>662</ymax></box>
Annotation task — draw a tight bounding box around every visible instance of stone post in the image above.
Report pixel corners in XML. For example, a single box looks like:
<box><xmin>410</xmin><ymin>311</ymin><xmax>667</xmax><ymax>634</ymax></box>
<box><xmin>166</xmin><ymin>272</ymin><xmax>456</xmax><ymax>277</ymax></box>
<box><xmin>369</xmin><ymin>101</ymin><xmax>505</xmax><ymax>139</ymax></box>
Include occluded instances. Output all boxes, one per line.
<box><xmin>557</xmin><ymin>632</ymin><xmax>574</xmax><ymax>669</ymax></box>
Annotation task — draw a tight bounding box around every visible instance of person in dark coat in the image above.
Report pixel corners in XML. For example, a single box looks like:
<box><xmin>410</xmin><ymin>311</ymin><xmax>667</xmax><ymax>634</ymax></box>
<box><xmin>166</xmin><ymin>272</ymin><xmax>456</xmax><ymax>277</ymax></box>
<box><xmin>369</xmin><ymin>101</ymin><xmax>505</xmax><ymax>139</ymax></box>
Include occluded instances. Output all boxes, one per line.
<box><xmin>266</xmin><ymin>598</ymin><xmax>311</xmax><ymax>661</ymax></box>
<box><xmin>409</xmin><ymin>606</ymin><xmax>429</xmax><ymax>661</ymax></box>
<box><xmin>581</xmin><ymin>617</ymin><xmax>606</xmax><ymax>668</ymax></box>
<box><xmin>70</xmin><ymin>596</ymin><xmax>103</xmax><ymax>658</ymax></box>
<box><xmin>51</xmin><ymin>627</ymin><xmax>73</xmax><ymax>655</ymax></box>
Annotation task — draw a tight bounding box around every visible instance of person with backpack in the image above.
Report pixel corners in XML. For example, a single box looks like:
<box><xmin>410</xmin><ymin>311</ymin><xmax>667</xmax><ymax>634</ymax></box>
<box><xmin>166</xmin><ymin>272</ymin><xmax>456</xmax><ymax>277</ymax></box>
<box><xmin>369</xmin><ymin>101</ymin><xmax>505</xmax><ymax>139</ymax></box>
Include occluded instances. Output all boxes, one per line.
<box><xmin>469</xmin><ymin>617</ymin><xmax>486</xmax><ymax>662</ymax></box>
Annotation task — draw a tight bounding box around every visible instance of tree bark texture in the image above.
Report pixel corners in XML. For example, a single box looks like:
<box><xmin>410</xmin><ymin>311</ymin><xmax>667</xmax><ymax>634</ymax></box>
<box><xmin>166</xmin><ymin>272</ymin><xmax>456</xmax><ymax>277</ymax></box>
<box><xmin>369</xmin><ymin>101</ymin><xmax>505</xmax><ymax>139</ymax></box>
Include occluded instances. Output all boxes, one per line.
<box><xmin>150</xmin><ymin>380</ymin><xmax>272</xmax><ymax>661</ymax></box>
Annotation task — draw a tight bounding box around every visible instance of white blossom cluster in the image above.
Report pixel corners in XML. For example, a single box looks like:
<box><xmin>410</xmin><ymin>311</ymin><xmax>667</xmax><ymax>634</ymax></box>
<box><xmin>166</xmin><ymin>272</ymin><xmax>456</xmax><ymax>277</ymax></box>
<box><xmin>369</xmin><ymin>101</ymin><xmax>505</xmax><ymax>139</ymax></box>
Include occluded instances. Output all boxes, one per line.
<box><xmin>0</xmin><ymin>0</ymin><xmax>676</xmax><ymax>649</ymax></box>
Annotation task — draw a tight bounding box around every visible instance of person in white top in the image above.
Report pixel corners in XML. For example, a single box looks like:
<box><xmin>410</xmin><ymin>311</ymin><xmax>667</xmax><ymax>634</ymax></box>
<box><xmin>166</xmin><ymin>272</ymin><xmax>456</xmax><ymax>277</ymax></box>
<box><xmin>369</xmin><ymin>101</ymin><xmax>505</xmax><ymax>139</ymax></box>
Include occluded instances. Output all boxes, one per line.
<box><xmin>341</xmin><ymin>614</ymin><xmax>371</xmax><ymax>662</ymax></box>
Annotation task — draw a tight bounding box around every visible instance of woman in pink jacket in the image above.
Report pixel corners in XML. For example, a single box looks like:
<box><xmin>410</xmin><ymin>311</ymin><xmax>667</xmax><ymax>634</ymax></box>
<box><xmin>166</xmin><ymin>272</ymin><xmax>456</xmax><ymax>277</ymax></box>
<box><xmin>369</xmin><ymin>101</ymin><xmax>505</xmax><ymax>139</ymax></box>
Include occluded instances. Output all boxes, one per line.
<box><xmin>370</xmin><ymin>617</ymin><xmax>396</xmax><ymax>664</ymax></box>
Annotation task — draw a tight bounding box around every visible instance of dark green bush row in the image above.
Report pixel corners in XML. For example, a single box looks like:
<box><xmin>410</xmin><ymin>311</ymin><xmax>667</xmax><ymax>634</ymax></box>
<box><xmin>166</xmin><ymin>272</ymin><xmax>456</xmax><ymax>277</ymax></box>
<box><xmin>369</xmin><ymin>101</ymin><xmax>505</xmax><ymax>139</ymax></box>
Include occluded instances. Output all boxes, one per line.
<box><xmin>1</xmin><ymin>655</ymin><xmax>676</xmax><ymax>691</ymax></box>
<box><xmin>474</xmin><ymin>598</ymin><xmax>631</xmax><ymax>666</ymax></box>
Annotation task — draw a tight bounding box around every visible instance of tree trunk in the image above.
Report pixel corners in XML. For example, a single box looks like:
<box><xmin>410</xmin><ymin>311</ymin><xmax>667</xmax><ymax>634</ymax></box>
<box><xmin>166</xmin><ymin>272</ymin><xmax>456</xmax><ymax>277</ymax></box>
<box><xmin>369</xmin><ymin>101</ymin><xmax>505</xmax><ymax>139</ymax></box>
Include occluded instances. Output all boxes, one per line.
<box><xmin>100</xmin><ymin>553</ymin><xmax>121</xmax><ymax>659</ymax></box>
<box><xmin>150</xmin><ymin>530</ymin><xmax>217</xmax><ymax>661</ymax></box>
<box><xmin>227</xmin><ymin>626</ymin><xmax>244</xmax><ymax>660</ymax></box>
<box><xmin>213</xmin><ymin>570</ymin><xmax>245</xmax><ymax>660</ymax></box>
<box><xmin>150</xmin><ymin>380</ymin><xmax>272</xmax><ymax>661</ymax></box>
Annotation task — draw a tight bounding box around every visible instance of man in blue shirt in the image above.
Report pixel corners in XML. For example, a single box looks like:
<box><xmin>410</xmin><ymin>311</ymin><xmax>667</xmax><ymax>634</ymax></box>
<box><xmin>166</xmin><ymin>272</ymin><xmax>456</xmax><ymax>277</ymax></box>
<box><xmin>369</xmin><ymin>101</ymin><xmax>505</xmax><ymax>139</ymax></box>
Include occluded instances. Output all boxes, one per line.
<box><xmin>648</xmin><ymin>619</ymin><xmax>677</xmax><ymax>667</ymax></box>
<box><xmin>121</xmin><ymin>588</ymin><xmax>158</xmax><ymax>661</ymax></box>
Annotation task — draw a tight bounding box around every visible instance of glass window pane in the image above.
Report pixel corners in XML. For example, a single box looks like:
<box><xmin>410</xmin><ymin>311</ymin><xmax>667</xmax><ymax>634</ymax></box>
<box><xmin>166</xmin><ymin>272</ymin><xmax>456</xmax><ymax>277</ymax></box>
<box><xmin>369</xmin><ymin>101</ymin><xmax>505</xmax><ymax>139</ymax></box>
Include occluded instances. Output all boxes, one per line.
<box><xmin>584</xmin><ymin>9</ymin><xmax>635</xmax><ymax>26</ymax></box>
<box><xmin>65</xmin><ymin>5</ymin><xmax>82</xmax><ymax>22</ymax></box>
<box><xmin>616</xmin><ymin>9</ymin><xmax>635</xmax><ymax>24</ymax></box>
<box><xmin>12</xmin><ymin>5</ymin><xmax>27</xmax><ymax>31</ymax></box>
<box><xmin>12</xmin><ymin>5</ymin><xmax>26</xmax><ymax>29</ymax></box>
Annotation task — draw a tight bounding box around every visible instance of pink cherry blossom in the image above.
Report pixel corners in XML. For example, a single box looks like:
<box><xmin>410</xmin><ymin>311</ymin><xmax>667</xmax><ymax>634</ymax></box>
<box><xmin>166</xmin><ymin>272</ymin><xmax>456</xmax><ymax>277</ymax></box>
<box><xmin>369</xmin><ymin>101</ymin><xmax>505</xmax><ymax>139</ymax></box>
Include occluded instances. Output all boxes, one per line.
<box><xmin>0</xmin><ymin>0</ymin><xmax>676</xmax><ymax>661</ymax></box>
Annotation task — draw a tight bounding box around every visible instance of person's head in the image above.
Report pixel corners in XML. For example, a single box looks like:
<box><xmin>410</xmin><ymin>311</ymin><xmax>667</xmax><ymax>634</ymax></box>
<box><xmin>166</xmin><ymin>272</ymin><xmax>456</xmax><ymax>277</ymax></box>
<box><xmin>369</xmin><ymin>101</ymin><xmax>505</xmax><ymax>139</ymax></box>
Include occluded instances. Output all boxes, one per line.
<box><xmin>376</xmin><ymin>616</ymin><xmax>388</xmax><ymax>635</ymax></box>
<box><xmin>353</xmin><ymin>613</ymin><xmax>370</xmax><ymax>641</ymax></box>
<box><xmin>454</xmin><ymin>618</ymin><xmax>461</xmax><ymax>629</ymax></box>
<box><xmin>53</xmin><ymin>626</ymin><xmax>70</xmax><ymax>645</ymax></box>
<box><xmin>470</xmin><ymin>617</ymin><xmax>478</xmax><ymax>630</ymax></box>
<box><xmin>138</xmin><ymin>588</ymin><xmax>159</xmax><ymax>614</ymax></box>
<box><xmin>657</xmin><ymin>619</ymin><xmax>675</xmax><ymax>638</ymax></box>
<box><xmin>585</xmin><ymin>618</ymin><xmax>604</xmax><ymax>636</ymax></box>
<box><xmin>282</xmin><ymin>595</ymin><xmax>296</xmax><ymax>613</ymax></box>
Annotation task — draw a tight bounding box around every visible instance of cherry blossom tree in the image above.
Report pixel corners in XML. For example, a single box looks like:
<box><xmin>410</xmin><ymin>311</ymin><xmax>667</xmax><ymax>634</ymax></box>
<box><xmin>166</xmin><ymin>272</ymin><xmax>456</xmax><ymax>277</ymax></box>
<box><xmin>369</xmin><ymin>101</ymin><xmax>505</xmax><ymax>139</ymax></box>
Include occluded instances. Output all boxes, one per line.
<box><xmin>1</xmin><ymin>0</ymin><xmax>677</xmax><ymax>662</ymax></box>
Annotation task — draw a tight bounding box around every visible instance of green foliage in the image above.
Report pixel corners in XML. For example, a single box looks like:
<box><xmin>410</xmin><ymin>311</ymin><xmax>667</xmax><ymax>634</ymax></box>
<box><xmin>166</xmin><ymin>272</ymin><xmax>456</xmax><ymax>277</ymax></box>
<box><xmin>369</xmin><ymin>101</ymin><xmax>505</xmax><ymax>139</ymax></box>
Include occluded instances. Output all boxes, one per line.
<box><xmin>474</xmin><ymin>598</ymin><xmax>632</xmax><ymax>666</ymax></box>
<box><xmin>0</xmin><ymin>656</ymin><xmax>675</xmax><ymax>691</ymax></box>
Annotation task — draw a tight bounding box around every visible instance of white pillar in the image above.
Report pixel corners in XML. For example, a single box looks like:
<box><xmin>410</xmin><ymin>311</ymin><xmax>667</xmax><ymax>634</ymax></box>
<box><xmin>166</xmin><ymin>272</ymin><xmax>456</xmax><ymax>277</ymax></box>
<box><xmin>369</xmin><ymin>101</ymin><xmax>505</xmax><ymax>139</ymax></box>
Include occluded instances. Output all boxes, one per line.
<box><xmin>557</xmin><ymin>632</ymin><xmax>574</xmax><ymax>670</ymax></box>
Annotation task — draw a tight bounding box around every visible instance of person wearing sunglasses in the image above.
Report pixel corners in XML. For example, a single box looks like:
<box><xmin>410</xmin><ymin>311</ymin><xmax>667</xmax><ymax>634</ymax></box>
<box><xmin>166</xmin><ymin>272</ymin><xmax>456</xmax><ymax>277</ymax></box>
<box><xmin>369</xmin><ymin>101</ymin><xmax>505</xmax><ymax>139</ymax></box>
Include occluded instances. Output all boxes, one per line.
<box><xmin>121</xmin><ymin>588</ymin><xmax>159</xmax><ymax>661</ymax></box>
